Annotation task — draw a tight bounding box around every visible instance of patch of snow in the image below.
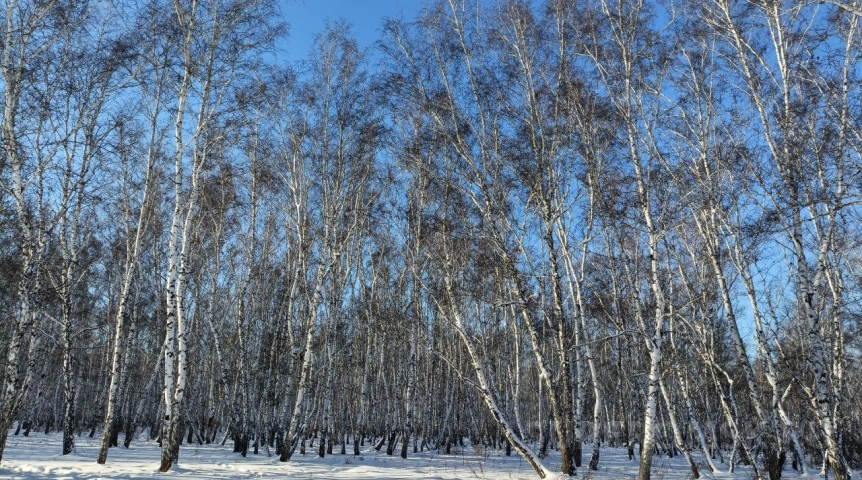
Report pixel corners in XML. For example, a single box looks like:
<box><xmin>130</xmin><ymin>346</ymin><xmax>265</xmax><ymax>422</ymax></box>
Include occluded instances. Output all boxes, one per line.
<box><xmin>0</xmin><ymin>431</ymin><xmax>845</xmax><ymax>479</ymax></box>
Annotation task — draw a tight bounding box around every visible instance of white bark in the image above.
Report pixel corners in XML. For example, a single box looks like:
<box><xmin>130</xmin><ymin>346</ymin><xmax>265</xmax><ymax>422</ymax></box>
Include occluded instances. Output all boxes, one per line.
<box><xmin>440</xmin><ymin>262</ymin><xmax>554</xmax><ymax>479</ymax></box>
<box><xmin>0</xmin><ymin>0</ymin><xmax>60</xmax><ymax>461</ymax></box>
<box><xmin>98</xmin><ymin>93</ymin><xmax>159</xmax><ymax>464</ymax></box>
<box><xmin>280</xmin><ymin>262</ymin><xmax>327</xmax><ymax>461</ymax></box>
<box><xmin>658</xmin><ymin>377</ymin><xmax>699</xmax><ymax>478</ymax></box>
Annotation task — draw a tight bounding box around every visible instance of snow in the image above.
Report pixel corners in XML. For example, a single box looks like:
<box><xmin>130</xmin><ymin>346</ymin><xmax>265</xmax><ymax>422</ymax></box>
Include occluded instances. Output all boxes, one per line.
<box><xmin>0</xmin><ymin>430</ymin><xmax>837</xmax><ymax>479</ymax></box>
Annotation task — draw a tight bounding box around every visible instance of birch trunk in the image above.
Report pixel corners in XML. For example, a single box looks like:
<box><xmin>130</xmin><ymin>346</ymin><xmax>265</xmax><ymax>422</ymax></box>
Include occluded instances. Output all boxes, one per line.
<box><xmin>158</xmin><ymin>15</ymin><xmax>195</xmax><ymax>466</ymax></box>
<box><xmin>400</xmin><ymin>326</ymin><xmax>416</xmax><ymax>459</ymax></box>
<box><xmin>658</xmin><ymin>377</ymin><xmax>699</xmax><ymax>478</ymax></box>
<box><xmin>439</xmin><ymin>262</ymin><xmax>554</xmax><ymax>479</ymax></box>
<box><xmin>124</xmin><ymin>343</ymin><xmax>165</xmax><ymax>448</ymax></box>
<box><xmin>98</xmin><ymin>100</ymin><xmax>158</xmax><ymax>464</ymax></box>
<box><xmin>60</xmin><ymin>299</ymin><xmax>75</xmax><ymax>455</ymax></box>
<box><xmin>792</xmin><ymin>217</ymin><xmax>849</xmax><ymax>480</ymax></box>
<box><xmin>280</xmin><ymin>262</ymin><xmax>327</xmax><ymax>461</ymax></box>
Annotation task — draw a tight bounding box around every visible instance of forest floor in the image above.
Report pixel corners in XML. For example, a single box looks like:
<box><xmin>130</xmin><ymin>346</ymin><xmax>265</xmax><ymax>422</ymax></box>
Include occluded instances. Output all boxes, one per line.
<box><xmin>0</xmin><ymin>430</ymin><xmax>835</xmax><ymax>479</ymax></box>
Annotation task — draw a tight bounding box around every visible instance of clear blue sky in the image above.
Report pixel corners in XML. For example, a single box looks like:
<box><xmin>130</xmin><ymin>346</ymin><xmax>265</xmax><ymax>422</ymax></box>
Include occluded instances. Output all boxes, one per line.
<box><xmin>280</xmin><ymin>0</ymin><xmax>425</xmax><ymax>62</ymax></box>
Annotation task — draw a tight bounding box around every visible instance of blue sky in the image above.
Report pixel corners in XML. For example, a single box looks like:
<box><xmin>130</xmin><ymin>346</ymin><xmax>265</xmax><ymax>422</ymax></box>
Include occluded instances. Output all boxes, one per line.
<box><xmin>280</xmin><ymin>0</ymin><xmax>425</xmax><ymax>61</ymax></box>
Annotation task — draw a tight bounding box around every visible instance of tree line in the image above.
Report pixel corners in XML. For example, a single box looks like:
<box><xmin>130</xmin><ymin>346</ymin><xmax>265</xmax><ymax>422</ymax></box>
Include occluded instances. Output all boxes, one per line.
<box><xmin>0</xmin><ymin>0</ymin><xmax>861</xmax><ymax>479</ymax></box>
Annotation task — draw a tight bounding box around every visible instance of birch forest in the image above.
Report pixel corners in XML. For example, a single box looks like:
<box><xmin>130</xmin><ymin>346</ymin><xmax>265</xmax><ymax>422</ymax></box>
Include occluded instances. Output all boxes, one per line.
<box><xmin>1</xmin><ymin>0</ymin><xmax>862</xmax><ymax>479</ymax></box>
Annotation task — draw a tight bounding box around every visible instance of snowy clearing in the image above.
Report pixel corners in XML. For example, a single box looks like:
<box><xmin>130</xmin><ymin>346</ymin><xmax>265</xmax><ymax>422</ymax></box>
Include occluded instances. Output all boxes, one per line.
<box><xmin>0</xmin><ymin>430</ymin><xmax>840</xmax><ymax>479</ymax></box>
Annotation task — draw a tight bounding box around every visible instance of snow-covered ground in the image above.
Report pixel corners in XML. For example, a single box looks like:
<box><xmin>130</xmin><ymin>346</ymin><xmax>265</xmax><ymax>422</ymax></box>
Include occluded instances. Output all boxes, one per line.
<box><xmin>0</xmin><ymin>430</ymin><xmax>834</xmax><ymax>479</ymax></box>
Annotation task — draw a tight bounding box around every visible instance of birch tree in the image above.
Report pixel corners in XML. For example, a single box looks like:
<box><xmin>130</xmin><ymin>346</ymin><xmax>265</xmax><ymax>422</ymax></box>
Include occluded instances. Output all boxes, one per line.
<box><xmin>0</xmin><ymin>0</ymin><xmax>92</xmax><ymax>462</ymax></box>
<box><xmin>145</xmin><ymin>0</ymin><xmax>280</xmax><ymax>470</ymax></box>
<box><xmin>278</xmin><ymin>23</ymin><xmax>382</xmax><ymax>462</ymax></box>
